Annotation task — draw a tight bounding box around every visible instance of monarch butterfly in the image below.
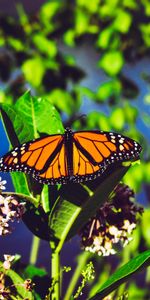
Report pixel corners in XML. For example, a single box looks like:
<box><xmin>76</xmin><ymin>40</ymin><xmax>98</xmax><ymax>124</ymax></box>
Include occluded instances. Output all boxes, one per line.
<box><xmin>0</xmin><ymin>128</ymin><xmax>142</xmax><ymax>185</ymax></box>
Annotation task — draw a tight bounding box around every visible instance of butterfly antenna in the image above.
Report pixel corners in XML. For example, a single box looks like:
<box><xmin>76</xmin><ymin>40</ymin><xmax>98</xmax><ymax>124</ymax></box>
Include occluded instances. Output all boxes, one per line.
<box><xmin>65</xmin><ymin>114</ymin><xmax>87</xmax><ymax>127</ymax></box>
<box><xmin>76</xmin><ymin>114</ymin><xmax>87</xmax><ymax>122</ymax></box>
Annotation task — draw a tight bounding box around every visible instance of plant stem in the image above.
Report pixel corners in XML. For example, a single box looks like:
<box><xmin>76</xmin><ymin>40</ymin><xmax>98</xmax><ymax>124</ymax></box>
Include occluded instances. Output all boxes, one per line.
<box><xmin>2</xmin><ymin>191</ymin><xmax>39</xmax><ymax>207</ymax></box>
<box><xmin>146</xmin><ymin>265</ymin><xmax>150</xmax><ymax>283</ymax></box>
<box><xmin>50</xmin><ymin>245</ymin><xmax>60</xmax><ymax>300</ymax></box>
<box><xmin>29</xmin><ymin>235</ymin><xmax>40</xmax><ymax>265</ymax></box>
<box><xmin>64</xmin><ymin>251</ymin><xmax>90</xmax><ymax>300</ymax></box>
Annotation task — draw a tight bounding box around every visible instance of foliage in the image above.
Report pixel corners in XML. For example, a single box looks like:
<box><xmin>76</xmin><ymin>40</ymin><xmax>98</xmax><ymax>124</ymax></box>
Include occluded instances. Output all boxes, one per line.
<box><xmin>0</xmin><ymin>0</ymin><xmax>149</xmax><ymax>192</ymax></box>
<box><xmin>0</xmin><ymin>1</ymin><xmax>150</xmax><ymax>299</ymax></box>
<box><xmin>0</xmin><ymin>91</ymin><xmax>147</xmax><ymax>300</ymax></box>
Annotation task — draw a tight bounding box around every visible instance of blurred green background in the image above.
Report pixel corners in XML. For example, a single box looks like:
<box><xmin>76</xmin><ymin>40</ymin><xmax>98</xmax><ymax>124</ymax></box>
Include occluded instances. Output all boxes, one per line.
<box><xmin>0</xmin><ymin>1</ymin><xmax>150</xmax><ymax>299</ymax></box>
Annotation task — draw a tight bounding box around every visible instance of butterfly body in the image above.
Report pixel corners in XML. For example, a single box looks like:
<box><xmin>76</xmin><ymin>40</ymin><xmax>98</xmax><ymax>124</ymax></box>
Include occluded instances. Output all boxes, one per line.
<box><xmin>0</xmin><ymin>128</ymin><xmax>142</xmax><ymax>185</ymax></box>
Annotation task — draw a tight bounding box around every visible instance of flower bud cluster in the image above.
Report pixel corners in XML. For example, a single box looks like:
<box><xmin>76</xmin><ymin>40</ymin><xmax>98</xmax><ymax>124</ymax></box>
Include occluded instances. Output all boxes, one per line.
<box><xmin>79</xmin><ymin>183</ymin><xmax>143</xmax><ymax>256</ymax></box>
<box><xmin>0</xmin><ymin>177</ymin><xmax>25</xmax><ymax>236</ymax></box>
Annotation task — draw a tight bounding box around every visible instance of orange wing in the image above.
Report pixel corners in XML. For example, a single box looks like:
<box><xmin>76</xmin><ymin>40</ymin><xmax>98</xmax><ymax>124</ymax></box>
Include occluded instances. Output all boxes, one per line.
<box><xmin>0</xmin><ymin>129</ymin><xmax>142</xmax><ymax>185</ymax></box>
<box><xmin>0</xmin><ymin>135</ymin><xmax>68</xmax><ymax>185</ymax></box>
<box><xmin>71</xmin><ymin>131</ymin><xmax>142</xmax><ymax>183</ymax></box>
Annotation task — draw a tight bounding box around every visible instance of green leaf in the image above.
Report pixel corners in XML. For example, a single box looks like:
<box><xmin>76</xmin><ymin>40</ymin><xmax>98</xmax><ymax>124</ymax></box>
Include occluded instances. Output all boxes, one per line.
<box><xmin>97</xmin><ymin>26</ymin><xmax>120</xmax><ymax>49</ymax></box>
<box><xmin>11</xmin><ymin>173</ymin><xmax>31</xmax><ymax>195</ymax></box>
<box><xmin>0</xmin><ymin>104</ymin><xmax>32</xmax><ymax>145</ymax></box>
<box><xmin>6</xmin><ymin>268</ymin><xmax>34</xmax><ymax>299</ymax></box>
<box><xmin>113</xmin><ymin>10</ymin><xmax>132</xmax><ymax>33</ymax></box>
<box><xmin>98</xmin><ymin>51</ymin><xmax>124</xmax><ymax>76</ymax></box>
<box><xmin>86</xmin><ymin>112</ymin><xmax>111</xmax><ymax>131</ymax></box>
<box><xmin>63</xmin><ymin>29</ymin><xmax>76</xmax><ymax>47</ymax></box>
<box><xmin>140</xmin><ymin>23</ymin><xmax>150</xmax><ymax>47</ymax></box>
<box><xmin>124</xmin><ymin>103</ymin><xmax>138</xmax><ymax>124</ymax></box>
<box><xmin>24</xmin><ymin>265</ymin><xmax>48</xmax><ymax>300</ymax></box>
<box><xmin>15</xmin><ymin>91</ymin><xmax>64</xmax><ymax>138</ymax></box>
<box><xmin>40</xmin><ymin>1</ymin><xmax>60</xmax><ymax>22</ymax></box>
<box><xmin>123</xmin><ymin>0</ymin><xmax>137</xmax><ymax>9</ymax></box>
<box><xmin>22</xmin><ymin>202</ymin><xmax>50</xmax><ymax>240</ymax></box>
<box><xmin>89</xmin><ymin>250</ymin><xmax>150</xmax><ymax>299</ymax></box>
<box><xmin>0</xmin><ymin>92</ymin><xmax>63</xmax><ymax>195</ymax></box>
<box><xmin>77</xmin><ymin>0</ymin><xmax>100</xmax><ymax>13</ymax></box>
<box><xmin>0</xmin><ymin>105</ymin><xmax>31</xmax><ymax>195</ymax></box>
<box><xmin>24</xmin><ymin>265</ymin><xmax>47</xmax><ymax>279</ymax></box>
<box><xmin>33</xmin><ymin>34</ymin><xmax>57</xmax><ymax>58</ymax></box>
<box><xmin>75</xmin><ymin>9</ymin><xmax>90</xmax><ymax>35</ymax></box>
<box><xmin>123</xmin><ymin>162</ymin><xmax>143</xmax><ymax>192</ymax></box>
<box><xmin>48</xmin><ymin>89</ymin><xmax>78</xmax><ymax>116</ymax></box>
<box><xmin>7</xmin><ymin>37</ymin><xmax>24</xmax><ymax>51</ymax></box>
<box><xmin>41</xmin><ymin>185</ymin><xmax>50</xmax><ymax>213</ymax></box>
<box><xmin>110</xmin><ymin>108</ymin><xmax>125</xmax><ymax>130</ymax></box>
<box><xmin>50</xmin><ymin>165</ymin><xmax>130</xmax><ymax>245</ymax></box>
<box><xmin>22</xmin><ymin>57</ymin><xmax>45</xmax><ymax>87</ymax></box>
<box><xmin>97</xmin><ymin>80</ymin><xmax>121</xmax><ymax>101</ymax></box>
<box><xmin>141</xmin><ymin>209</ymin><xmax>150</xmax><ymax>247</ymax></box>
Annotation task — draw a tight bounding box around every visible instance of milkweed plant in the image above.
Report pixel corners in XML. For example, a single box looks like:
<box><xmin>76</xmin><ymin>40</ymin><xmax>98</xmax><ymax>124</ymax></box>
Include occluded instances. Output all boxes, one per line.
<box><xmin>0</xmin><ymin>91</ymin><xmax>148</xmax><ymax>300</ymax></box>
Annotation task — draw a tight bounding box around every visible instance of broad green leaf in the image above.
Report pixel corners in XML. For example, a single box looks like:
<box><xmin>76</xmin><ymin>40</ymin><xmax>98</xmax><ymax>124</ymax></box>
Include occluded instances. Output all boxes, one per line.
<box><xmin>77</xmin><ymin>0</ymin><xmax>100</xmax><ymax>13</ymax></box>
<box><xmin>123</xmin><ymin>0</ymin><xmax>137</xmax><ymax>9</ymax></box>
<box><xmin>98</xmin><ymin>51</ymin><xmax>124</xmax><ymax>76</ymax></box>
<box><xmin>97</xmin><ymin>27</ymin><xmax>120</xmax><ymax>49</ymax></box>
<box><xmin>86</xmin><ymin>112</ymin><xmax>111</xmax><ymax>131</ymax></box>
<box><xmin>25</xmin><ymin>265</ymin><xmax>47</xmax><ymax>278</ymax></box>
<box><xmin>75</xmin><ymin>9</ymin><xmax>90</xmax><ymax>35</ymax></box>
<box><xmin>16</xmin><ymin>3</ymin><xmax>29</xmax><ymax>27</ymax></box>
<box><xmin>110</xmin><ymin>108</ymin><xmax>125</xmax><ymax>130</ymax></box>
<box><xmin>7</xmin><ymin>37</ymin><xmax>24</xmax><ymax>51</ymax></box>
<box><xmin>4</xmin><ymin>269</ymin><xmax>34</xmax><ymax>300</ymax></box>
<box><xmin>24</xmin><ymin>265</ymin><xmax>48</xmax><ymax>300</ymax></box>
<box><xmin>0</xmin><ymin>36</ymin><xmax>5</xmax><ymax>46</ymax></box>
<box><xmin>144</xmin><ymin>162</ymin><xmax>150</xmax><ymax>183</ymax></box>
<box><xmin>15</xmin><ymin>91</ymin><xmax>64</xmax><ymax>138</ymax></box>
<box><xmin>33</xmin><ymin>34</ymin><xmax>57</xmax><ymax>58</ymax></box>
<box><xmin>141</xmin><ymin>209</ymin><xmax>150</xmax><ymax>247</ymax></box>
<box><xmin>22</xmin><ymin>57</ymin><xmax>45</xmax><ymax>87</ymax></box>
<box><xmin>113</xmin><ymin>9</ymin><xmax>132</xmax><ymax>33</ymax></box>
<box><xmin>63</xmin><ymin>30</ymin><xmax>76</xmax><ymax>47</ymax></box>
<box><xmin>22</xmin><ymin>202</ymin><xmax>50</xmax><ymax>240</ymax></box>
<box><xmin>11</xmin><ymin>173</ymin><xmax>31</xmax><ymax>195</ymax></box>
<box><xmin>144</xmin><ymin>94</ymin><xmax>150</xmax><ymax>104</ymax></box>
<box><xmin>97</xmin><ymin>114</ymin><xmax>111</xmax><ymax>131</ymax></box>
<box><xmin>41</xmin><ymin>185</ymin><xmax>50</xmax><ymax>213</ymax></box>
<box><xmin>98</xmin><ymin>2</ymin><xmax>118</xmax><ymax>18</ymax></box>
<box><xmin>125</xmin><ymin>282</ymin><xmax>145</xmax><ymax>299</ymax></box>
<box><xmin>97</xmin><ymin>80</ymin><xmax>121</xmax><ymax>101</ymax></box>
<box><xmin>50</xmin><ymin>165</ymin><xmax>130</xmax><ymax>245</ymax></box>
<box><xmin>124</xmin><ymin>103</ymin><xmax>138</xmax><ymax>124</ymax></box>
<box><xmin>40</xmin><ymin>2</ymin><xmax>60</xmax><ymax>22</ymax></box>
<box><xmin>0</xmin><ymin>91</ymin><xmax>6</xmax><ymax>103</ymax></box>
<box><xmin>89</xmin><ymin>250</ymin><xmax>150</xmax><ymax>299</ymax></box>
<box><xmin>48</xmin><ymin>89</ymin><xmax>78</xmax><ymax>116</ymax></box>
<box><xmin>0</xmin><ymin>104</ymin><xmax>32</xmax><ymax>145</ymax></box>
<box><xmin>123</xmin><ymin>162</ymin><xmax>144</xmax><ymax>192</ymax></box>
<box><xmin>0</xmin><ymin>105</ymin><xmax>31</xmax><ymax>195</ymax></box>
<box><xmin>0</xmin><ymin>92</ymin><xmax>63</xmax><ymax>196</ymax></box>
<box><xmin>140</xmin><ymin>24</ymin><xmax>150</xmax><ymax>47</ymax></box>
